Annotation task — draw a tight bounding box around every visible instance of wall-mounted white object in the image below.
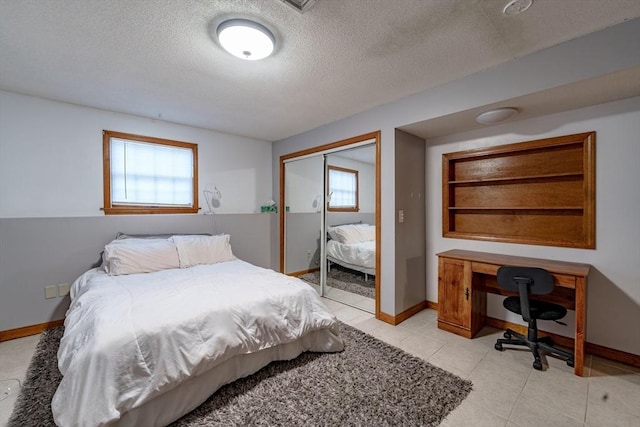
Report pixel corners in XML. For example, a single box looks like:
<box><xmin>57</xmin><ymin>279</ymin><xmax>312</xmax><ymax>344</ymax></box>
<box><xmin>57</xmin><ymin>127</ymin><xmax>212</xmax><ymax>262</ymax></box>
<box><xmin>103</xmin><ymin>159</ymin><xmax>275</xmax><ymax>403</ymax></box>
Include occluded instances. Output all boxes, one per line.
<box><xmin>475</xmin><ymin>107</ymin><xmax>519</xmax><ymax>124</ymax></box>
<box><xmin>203</xmin><ymin>186</ymin><xmax>222</xmax><ymax>214</ymax></box>
<box><xmin>503</xmin><ymin>0</ymin><xmax>533</xmax><ymax>16</ymax></box>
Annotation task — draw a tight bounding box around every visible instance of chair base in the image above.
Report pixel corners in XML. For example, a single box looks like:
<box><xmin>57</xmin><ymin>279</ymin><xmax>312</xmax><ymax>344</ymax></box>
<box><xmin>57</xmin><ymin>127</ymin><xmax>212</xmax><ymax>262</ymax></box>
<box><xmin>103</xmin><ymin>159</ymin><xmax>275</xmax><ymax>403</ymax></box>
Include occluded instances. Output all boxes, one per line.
<box><xmin>494</xmin><ymin>328</ymin><xmax>574</xmax><ymax>371</ymax></box>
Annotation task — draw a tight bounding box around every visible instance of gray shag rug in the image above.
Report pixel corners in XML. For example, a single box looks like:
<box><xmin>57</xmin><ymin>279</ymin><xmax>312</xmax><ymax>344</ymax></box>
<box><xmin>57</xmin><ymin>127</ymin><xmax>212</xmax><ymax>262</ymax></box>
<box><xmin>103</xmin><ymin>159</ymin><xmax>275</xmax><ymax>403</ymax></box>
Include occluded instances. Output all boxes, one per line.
<box><xmin>300</xmin><ymin>265</ymin><xmax>375</xmax><ymax>299</ymax></box>
<box><xmin>9</xmin><ymin>323</ymin><xmax>471</xmax><ymax>427</ymax></box>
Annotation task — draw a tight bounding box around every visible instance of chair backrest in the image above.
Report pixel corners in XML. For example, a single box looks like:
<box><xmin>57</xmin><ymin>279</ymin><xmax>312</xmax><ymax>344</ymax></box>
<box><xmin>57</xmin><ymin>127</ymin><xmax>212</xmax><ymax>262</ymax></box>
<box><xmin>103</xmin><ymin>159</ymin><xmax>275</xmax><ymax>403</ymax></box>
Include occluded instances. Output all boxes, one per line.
<box><xmin>497</xmin><ymin>266</ymin><xmax>555</xmax><ymax>295</ymax></box>
<box><xmin>497</xmin><ymin>266</ymin><xmax>555</xmax><ymax>323</ymax></box>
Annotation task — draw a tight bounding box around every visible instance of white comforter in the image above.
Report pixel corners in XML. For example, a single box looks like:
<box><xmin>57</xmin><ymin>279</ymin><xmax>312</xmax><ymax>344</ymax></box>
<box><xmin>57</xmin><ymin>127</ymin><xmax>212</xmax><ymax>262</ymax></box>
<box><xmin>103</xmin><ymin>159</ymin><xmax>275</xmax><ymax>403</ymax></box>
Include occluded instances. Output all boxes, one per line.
<box><xmin>53</xmin><ymin>260</ymin><xmax>343</xmax><ymax>426</ymax></box>
<box><xmin>327</xmin><ymin>239</ymin><xmax>376</xmax><ymax>269</ymax></box>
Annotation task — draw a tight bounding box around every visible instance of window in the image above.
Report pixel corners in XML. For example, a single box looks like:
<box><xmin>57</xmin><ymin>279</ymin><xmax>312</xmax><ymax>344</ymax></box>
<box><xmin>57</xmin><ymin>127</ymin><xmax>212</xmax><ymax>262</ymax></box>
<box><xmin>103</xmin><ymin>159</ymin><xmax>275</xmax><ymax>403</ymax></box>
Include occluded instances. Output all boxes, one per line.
<box><xmin>327</xmin><ymin>165</ymin><xmax>359</xmax><ymax>212</ymax></box>
<box><xmin>103</xmin><ymin>130</ymin><xmax>198</xmax><ymax>215</ymax></box>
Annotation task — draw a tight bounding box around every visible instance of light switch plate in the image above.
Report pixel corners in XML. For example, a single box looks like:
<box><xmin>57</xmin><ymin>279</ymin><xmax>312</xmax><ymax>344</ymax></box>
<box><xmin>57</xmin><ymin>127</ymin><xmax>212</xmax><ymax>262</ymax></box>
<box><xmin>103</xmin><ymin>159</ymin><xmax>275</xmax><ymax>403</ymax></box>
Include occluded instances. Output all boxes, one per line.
<box><xmin>58</xmin><ymin>283</ymin><xmax>70</xmax><ymax>296</ymax></box>
<box><xmin>45</xmin><ymin>285</ymin><xmax>58</xmax><ymax>299</ymax></box>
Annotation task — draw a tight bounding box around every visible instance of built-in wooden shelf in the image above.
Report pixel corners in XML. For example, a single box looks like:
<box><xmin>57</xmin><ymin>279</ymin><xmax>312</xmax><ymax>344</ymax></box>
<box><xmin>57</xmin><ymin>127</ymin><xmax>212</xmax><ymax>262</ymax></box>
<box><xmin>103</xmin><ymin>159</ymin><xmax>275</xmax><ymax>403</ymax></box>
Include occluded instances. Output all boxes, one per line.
<box><xmin>442</xmin><ymin>132</ymin><xmax>596</xmax><ymax>248</ymax></box>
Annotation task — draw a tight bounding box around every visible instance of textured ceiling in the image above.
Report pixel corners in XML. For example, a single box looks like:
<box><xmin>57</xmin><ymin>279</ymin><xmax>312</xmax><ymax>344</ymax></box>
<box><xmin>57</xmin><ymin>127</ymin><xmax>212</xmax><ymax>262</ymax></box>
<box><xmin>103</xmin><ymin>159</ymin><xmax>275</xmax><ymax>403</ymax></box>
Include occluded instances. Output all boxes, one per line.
<box><xmin>1</xmin><ymin>0</ymin><xmax>639</xmax><ymax>141</ymax></box>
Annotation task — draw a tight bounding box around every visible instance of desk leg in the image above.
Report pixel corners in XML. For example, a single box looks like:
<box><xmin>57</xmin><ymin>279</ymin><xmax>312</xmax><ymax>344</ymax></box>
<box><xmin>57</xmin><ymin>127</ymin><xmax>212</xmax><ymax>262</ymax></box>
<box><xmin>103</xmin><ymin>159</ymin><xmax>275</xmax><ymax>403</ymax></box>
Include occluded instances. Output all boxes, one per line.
<box><xmin>574</xmin><ymin>277</ymin><xmax>587</xmax><ymax>376</ymax></box>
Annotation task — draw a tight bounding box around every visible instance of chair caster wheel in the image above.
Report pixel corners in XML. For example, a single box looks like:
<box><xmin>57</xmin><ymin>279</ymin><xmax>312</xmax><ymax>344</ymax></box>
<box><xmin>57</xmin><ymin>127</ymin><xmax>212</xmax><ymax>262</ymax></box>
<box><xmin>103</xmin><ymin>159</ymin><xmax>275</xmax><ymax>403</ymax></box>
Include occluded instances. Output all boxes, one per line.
<box><xmin>567</xmin><ymin>359</ymin><xmax>574</xmax><ymax>368</ymax></box>
<box><xmin>494</xmin><ymin>343</ymin><xmax>503</xmax><ymax>351</ymax></box>
<box><xmin>503</xmin><ymin>332</ymin><xmax>512</xmax><ymax>339</ymax></box>
<box><xmin>533</xmin><ymin>360</ymin><xmax>543</xmax><ymax>370</ymax></box>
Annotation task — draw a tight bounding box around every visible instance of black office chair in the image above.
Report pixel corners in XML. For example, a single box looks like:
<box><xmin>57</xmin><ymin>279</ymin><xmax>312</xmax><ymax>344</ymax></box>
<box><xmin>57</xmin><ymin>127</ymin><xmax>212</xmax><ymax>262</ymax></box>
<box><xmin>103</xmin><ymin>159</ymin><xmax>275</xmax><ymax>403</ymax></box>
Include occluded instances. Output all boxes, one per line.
<box><xmin>494</xmin><ymin>266</ymin><xmax>574</xmax><ymax>371</ymax></box>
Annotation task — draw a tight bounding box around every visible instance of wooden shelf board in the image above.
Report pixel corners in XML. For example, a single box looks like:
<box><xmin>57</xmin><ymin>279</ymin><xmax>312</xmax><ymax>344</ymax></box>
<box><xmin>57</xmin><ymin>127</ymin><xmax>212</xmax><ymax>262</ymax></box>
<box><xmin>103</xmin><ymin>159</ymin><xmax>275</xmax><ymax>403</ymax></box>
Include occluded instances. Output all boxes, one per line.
<box><xmin>448</xmin><ymin>172</ymin><xmax>584</xmax><ymax>185</ymax></box>
<box><xmin>448</xmin><ymin>206</ymin><xmax>584</xmax><ymax>211</ymax></box>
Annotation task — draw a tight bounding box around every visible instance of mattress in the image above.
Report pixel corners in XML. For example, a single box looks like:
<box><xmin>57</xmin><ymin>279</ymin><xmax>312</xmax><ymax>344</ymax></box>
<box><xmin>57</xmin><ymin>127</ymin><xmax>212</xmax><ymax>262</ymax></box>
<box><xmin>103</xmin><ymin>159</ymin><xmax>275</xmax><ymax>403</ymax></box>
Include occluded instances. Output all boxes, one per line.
<box><xmin>53</xmin><ymin>259</ymin><xmax>343</xmax><ymax>426</ymax></box>
<box><xmin>326</xmin><ymin>239</ymin><xmax>375</xmax><ymax>271</ymax></box>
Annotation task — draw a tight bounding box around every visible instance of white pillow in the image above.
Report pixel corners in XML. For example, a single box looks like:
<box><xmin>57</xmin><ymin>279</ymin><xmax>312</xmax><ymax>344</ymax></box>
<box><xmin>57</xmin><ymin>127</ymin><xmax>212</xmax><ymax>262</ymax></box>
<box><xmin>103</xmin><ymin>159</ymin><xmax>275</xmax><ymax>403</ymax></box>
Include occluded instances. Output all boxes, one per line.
<box><xmin>361</xmin><ymin>224</ymin><xmax>376</xmax><ymax>241</ymax></box>
<box><xmin>334</xmin><ymin>224</ymin><xmax>375</xmax><ymax>244</ymax></box>
<box><xmin>327</xmin><ymin>226</ymin><xmax>340</xmax><ymax>241</ymax></box>
<box><xmin>103</xmin><ymin>239</ymin><xmax>180</xmax><ymax>275</ymax></box>
<box><xmin>170</xmin><ymin>234</ymin><xmax>236</xmax><ymax>268</ymax></box>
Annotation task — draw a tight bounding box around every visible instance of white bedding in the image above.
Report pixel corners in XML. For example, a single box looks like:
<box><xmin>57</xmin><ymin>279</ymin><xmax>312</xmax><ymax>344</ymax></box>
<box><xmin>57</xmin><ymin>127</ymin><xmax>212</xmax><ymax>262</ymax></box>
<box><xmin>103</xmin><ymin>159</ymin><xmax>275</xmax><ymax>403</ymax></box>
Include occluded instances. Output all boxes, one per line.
<box><xmin>53</xmin><ymin>259</ymin><xmax>343</xmax><ymax>426</ymax></box>
<box><xmin>326</xmin><ymin>239</ymin><xmax>375</xmax><ymax>270</ymax></box>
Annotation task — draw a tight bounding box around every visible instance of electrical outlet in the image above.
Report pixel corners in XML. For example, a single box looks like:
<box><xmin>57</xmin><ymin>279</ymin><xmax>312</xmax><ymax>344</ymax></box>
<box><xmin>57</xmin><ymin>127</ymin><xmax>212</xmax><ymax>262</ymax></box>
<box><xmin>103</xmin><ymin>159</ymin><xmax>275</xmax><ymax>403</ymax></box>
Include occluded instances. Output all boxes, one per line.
<box><xmin>58</xmin><ymin>283</ymin><xmax>70</xmax><ymax>296</ymax></box>
<box><xmin>45</xmin><ymin>285</ymin><xmax>58</xmax><ymax>299</ymax></box>
<box><xmin>307</xmin><ymin>250</ymin><xmax>312</xmax><ymax>261</ymax></box>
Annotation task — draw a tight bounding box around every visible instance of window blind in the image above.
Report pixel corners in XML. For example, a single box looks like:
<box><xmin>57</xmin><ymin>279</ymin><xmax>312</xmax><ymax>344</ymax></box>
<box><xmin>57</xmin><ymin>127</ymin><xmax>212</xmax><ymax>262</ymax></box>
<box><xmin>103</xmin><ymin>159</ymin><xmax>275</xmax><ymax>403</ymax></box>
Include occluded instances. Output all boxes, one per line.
<box><xmin>329</xmin><ymin>168</ymin><xmax>356</xmax><ymax>208</ymax></box>
<box><xmin>110</xmin><ymin>138</ymin><xmax>194</xmax><ymax>206</ymax></box>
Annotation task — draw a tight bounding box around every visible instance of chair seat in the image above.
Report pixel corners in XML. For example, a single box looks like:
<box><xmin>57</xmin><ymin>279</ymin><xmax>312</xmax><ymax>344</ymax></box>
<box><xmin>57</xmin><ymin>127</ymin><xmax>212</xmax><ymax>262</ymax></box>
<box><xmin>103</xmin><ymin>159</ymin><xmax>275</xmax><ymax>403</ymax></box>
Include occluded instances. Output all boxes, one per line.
<box><xmin>503</xmin><ymin>296</ymin><xmax>567</xmax><ymax>321</ymax></box>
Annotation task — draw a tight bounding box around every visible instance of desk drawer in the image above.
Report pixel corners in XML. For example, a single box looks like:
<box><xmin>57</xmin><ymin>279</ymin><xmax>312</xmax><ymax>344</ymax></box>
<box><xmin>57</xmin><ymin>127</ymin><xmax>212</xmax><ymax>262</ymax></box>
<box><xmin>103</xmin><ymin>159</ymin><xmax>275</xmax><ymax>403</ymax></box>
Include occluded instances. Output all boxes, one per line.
<box><xmin>472</xmin><ymin>262</ymin><xmax>498</xmax><ymax>275</ymax></box>
<box><xmin>550</xmin><ymin>274</ymin><xmax>576</xmax><ymax>288</ymax></box>
<box><xmin>472</xmin><ymin>262</ymin><xmax>576</xmax><ymax>288</ymax></box>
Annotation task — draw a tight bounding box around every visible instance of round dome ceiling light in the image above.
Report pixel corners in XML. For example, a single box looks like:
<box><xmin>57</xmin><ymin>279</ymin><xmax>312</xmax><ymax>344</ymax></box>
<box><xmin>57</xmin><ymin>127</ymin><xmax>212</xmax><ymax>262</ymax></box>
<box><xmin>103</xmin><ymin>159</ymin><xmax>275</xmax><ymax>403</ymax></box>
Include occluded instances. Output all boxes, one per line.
<box><xmin>503</xmin><ymin>0</ymin><xmax>533</xmax><ymax>16</ymax></box>
<box><xmin>216</xmin><ymin>19</ymin><xmax>275</xmax><ymax>61</ymax></box>
<box><xmin>475</xmin><ymin>107</ymin><xmax>519</xmax><ymax>124</ymax></box>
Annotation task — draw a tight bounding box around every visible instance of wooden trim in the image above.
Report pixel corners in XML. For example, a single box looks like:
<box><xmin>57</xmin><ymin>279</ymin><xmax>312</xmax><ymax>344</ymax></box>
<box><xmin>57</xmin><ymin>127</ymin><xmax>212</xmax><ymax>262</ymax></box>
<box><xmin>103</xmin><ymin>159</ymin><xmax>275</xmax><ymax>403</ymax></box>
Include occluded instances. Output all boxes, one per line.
<box><xmin>377</xmin><ymin>310</ymin><xmax>395</xmax><ymax>325</ymax></box>
<box><xmin>103</xmin><ymin>207</ymin><xmax>199</xmax><ymax>215</ymax></box>
<box><xmin>426</xmin><ymin>300</ymin><xmax>438</xmax><ymax>310</ymax></box>
<box><xmin>0</xmin><ymin>319</ymin><xmax>65</xmax><ymax>342</ymax></box>
<box><xmin>288</xmin><ymin>267</ymin><xmax>320</xmax><ymax>277</ymax></box>
<box><xmin>485</xmin><ymin>317</ymin><xmax>640</xmax><ymax>369</ymax></box>
<box><xmin>102</xmin><ymin>130</ymin><xmax>199</xmax><ymax>215</ymax></box>
<box><xmin>583</xmin><ymin>132</ymin><xmax>596</xmax><ymax>249</ymax></box>
<box><xmin>280</xmin><ymin>132</ymin><xmax>380</xmax><ymax>162</ymax></box>
<box><xmin>279</xmin><ymin>131</ymin><xmax>381</xmax><ymax>320</ymax></box>
<box><xmin>378</xmin><ymin>301</ymin><xmax>429</xmax><ymax>326</ymax></box>
<box><xmin>586</xmin><ymin>341</ymin><xmax>640</xmax><ymax>369</ymax></box>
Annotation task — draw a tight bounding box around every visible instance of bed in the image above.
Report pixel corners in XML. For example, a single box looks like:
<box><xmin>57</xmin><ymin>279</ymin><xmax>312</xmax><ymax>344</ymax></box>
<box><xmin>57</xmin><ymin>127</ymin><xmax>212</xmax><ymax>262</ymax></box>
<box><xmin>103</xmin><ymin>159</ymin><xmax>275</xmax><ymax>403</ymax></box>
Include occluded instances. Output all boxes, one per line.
<box><xmin>326</xmin><ymin>223</ymin><xmax>376</xmax><ymax>277</ymax></box>
<box><xmin>52</xmin><ymin>234</ymin><xmax>343</xmax><ymax>426</ymax></box>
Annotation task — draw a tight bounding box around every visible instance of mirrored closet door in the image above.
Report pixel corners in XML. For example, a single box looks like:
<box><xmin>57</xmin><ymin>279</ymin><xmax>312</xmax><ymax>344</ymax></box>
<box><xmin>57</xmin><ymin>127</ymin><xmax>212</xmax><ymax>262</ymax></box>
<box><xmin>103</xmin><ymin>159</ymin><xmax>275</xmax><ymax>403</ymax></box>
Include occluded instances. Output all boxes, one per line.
<box><xmin>283</xmin><ymin>154</ymin><xmax>325</xmax><ymax>295</ymax></box>
<box><xmin>281</xmin><ymin>133</ymin><xmax>379</xmax><ymax>315</ymax></box>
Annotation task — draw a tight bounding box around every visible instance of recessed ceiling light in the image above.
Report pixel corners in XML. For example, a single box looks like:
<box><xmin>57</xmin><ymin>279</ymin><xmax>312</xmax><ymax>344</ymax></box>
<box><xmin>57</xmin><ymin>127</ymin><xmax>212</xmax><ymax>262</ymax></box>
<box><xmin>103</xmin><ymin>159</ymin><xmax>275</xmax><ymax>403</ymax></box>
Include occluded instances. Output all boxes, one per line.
<box><xmin>475</xmin><ymin>107</ymin><xmax>519</xmax><ymax>124</ymax></box>
<box><xmin>216</xmin><ymin>19</ymin><xmax>275</xmax><ymax>61</ymax></box>
<box><xmin>503</xmin><ymin>0</ymin><xmax>533</xmax><ymax>16</ymax></box>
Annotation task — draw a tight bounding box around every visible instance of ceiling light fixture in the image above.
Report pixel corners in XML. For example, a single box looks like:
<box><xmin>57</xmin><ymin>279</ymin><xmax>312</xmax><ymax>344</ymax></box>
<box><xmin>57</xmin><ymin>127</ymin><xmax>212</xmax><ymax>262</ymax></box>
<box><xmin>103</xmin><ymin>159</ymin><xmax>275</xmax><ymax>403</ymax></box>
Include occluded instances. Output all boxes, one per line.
<box><xmin>503</xmin><ymin>0</ymin><xmax>533</xmax><ymax>16</ymax></box>
<box><xmin>475</xmin><ymin>107</ymin><xmax>519</xmax><ymax>124</ymax></box>
<box><xmin>216</xmin><ymin>19</ymin><xmax>275</xmax><ymax>61</ymax></box>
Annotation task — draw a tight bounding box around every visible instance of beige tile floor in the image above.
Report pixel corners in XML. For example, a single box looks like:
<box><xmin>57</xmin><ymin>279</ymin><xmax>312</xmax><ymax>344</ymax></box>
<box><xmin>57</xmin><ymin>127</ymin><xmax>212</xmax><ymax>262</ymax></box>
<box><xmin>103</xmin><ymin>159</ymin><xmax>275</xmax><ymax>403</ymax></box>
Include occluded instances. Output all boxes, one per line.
<box><xmin>1</xmin><ymin>300</ymin><xmax>638</xmax><ymax>427</ymax></box>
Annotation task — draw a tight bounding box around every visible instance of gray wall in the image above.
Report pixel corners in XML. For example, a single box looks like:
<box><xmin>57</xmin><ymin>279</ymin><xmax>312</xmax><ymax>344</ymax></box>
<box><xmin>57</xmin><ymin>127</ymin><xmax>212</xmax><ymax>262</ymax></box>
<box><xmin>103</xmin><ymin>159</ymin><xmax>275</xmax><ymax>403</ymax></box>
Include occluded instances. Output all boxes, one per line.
<box><xmin>284</xmin><ymin>212</ymin><xmax>322</xmax><ymax>274</ymax></box>
<box><xmin>394</xmin><ymin>130</ymin><xmax>426</xmax><ymax>313</ymax></box>
<box><xmin>0</xmin><ymin>214</ymin><xmax>274</xmax><ymax>331</ymax></box>
<box><xmin>327</xmin><ymin>212</ymin><xmax>375</xmax><ymax>227</ymax></box>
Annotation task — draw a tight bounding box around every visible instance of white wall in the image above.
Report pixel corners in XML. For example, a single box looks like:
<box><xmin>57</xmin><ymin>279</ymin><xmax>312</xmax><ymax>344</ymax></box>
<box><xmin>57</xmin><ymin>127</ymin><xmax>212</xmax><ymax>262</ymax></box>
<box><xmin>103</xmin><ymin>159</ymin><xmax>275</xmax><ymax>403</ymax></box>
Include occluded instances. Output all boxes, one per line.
<box><xmin>426</xmin><ymin>97</ymin><xmax>640</xmax><ymax>355</ymax></box>
<box><xmin>285</xmin><ymin>156</ymin><xmax>324</xmax><ymax>213</ymax></box>
<box><xmin>0</xmin><ymin>91</ymin><xmax>272</xmax><ymax>217</ymax></box>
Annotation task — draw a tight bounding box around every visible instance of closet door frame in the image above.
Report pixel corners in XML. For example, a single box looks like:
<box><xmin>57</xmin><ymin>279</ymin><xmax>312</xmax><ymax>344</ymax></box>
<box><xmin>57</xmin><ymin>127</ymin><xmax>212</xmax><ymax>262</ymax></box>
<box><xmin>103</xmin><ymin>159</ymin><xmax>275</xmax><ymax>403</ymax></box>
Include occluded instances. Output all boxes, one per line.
<box><xmin>279</xmin><ymin>131</ymin><xmax>381</xmax><ymax>318</ymax></box>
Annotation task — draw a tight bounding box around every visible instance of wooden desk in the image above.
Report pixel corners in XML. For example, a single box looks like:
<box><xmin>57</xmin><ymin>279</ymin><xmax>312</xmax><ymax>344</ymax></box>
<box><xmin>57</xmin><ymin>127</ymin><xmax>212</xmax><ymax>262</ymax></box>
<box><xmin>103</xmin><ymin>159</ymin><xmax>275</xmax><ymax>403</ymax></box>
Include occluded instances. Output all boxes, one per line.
<box><xmin>437</xmin><ymin>249</ymin><xmax>590</xmax><ymax>376</ymax></box>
